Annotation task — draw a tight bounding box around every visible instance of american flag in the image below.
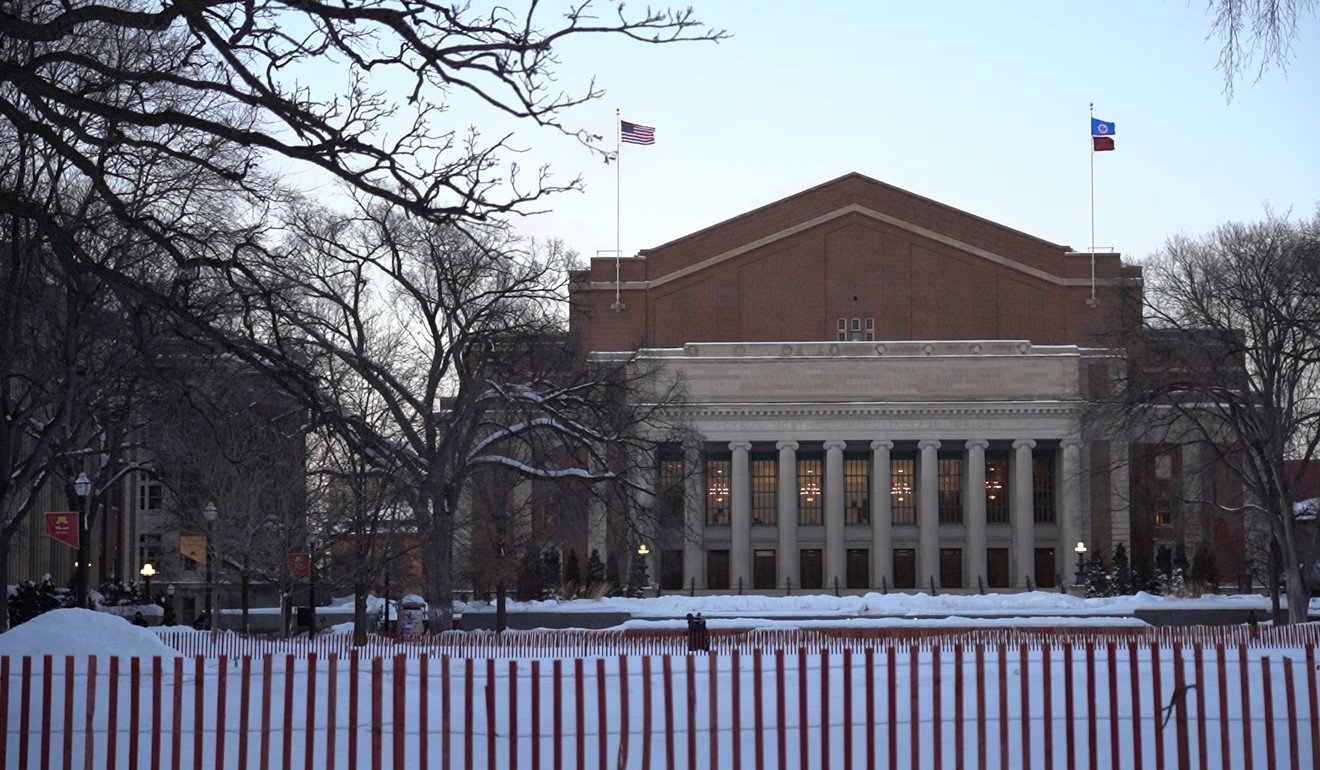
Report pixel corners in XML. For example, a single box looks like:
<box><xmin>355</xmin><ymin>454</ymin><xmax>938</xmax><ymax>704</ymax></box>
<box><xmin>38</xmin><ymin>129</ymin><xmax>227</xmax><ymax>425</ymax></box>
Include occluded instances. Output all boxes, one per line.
<box><xmin>620</xmin><ymin>120</ymin><xmax>655</xmax><ymax>145</ymax></box>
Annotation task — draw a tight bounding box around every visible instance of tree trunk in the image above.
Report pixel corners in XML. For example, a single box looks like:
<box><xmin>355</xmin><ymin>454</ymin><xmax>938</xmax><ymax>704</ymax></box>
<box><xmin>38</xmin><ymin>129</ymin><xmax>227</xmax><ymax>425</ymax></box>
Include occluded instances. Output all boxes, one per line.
<box><xmin>1268</xmin><ymin>544</ymin><xmax>1281</xmax><ymax>621</ymax></box>
<box><xmin>241</xmin><ymin>571</ymin><xmax>251</xmax><ymax>635</ymax></box>
<box><xmin>1285</xmin><ymin>557</ymin><xmax>1309</xmax><ymax>624</ymax></box>
<box><xmin>1279</xmin><ymin>506</ymin><xmax>1310</xmax><ymax>624</ymax></box>
<box><xmin>353</xmin><ymin>588</ymin><xmax>367</xmax><ymax>647</ymax></box>
<box><xmin>422</xmin><ymin>503</ymin><xmax>454</xmax><ymax>631</ymax></box>
<box><xmin>0</xmin><ymin>547</ymin><xmax>9</xmax><ymax>632</ymax></box>
<box><xmin>495</xmin><ymin>580</ymin><xmax>507</xmax><ymax>633</ymax></box>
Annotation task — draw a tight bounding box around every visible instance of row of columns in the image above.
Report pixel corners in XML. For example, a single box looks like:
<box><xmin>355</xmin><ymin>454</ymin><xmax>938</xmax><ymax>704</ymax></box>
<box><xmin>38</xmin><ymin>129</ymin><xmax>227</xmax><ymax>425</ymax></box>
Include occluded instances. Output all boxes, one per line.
<box><xmin>685</xmin><ymin>438</ymin><xmax>1082</xmax><ymax>591</ymax></box>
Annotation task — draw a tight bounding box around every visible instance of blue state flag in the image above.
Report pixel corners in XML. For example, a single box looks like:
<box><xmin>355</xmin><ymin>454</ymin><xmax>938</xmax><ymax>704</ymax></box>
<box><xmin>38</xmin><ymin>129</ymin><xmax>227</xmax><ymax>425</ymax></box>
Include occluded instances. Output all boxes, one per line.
<box><xmin>1091</xmin><ymin>118</ymin><xmax>1116</xmax><ymax>137</ymax></box>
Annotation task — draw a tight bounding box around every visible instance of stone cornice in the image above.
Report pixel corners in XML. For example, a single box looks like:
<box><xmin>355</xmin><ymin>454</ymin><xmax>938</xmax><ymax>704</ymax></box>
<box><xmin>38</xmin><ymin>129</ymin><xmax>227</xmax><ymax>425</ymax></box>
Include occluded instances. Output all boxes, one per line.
<box><xmin>674</xmin><ymin>401</ymin><xmax>1082</xmax><ymax>420</ymax></box>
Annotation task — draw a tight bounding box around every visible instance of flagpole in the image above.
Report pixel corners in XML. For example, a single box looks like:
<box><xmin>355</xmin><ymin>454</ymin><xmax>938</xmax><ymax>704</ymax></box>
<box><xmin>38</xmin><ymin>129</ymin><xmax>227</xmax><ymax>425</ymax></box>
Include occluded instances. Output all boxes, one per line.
<box><xmin>1088</xmin><ymin>102</ymin><xmax>1097</xmax><ymax>307</ymax></box>
<box><xmin>613</xmin><ymin>108</ymin><xmax>624</xmax><ymax>311</ymax></box>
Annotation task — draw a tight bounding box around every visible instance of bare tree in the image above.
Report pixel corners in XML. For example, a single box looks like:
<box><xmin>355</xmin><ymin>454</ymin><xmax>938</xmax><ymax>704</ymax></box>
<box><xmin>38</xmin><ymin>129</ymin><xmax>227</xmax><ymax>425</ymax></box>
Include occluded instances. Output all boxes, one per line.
<box><xmin>241</xmin><ymin>205</ymin><xmax>687</xmax><ymax>627</ymax></box>
<box><xmin>0</xmin><ymin>0</ymin><xmax>723</xmax><ymax>280</ymax></box>
<box><xmin>1118</xmin><ymin>212</ymin><xmax>1320</xmax><ymax>622</ymax></box>
<box><xmin>144</xmin><ymin>356</ymin><xmax>307</xmax><ymax>633</ymax></box>
<box><xmin>308</xmin><ymin>417</ymin><xmax>417</xmax><ymax>644</ymax></box>
<box><xmin>1206</xmin><ymin>0</ymin><xmax>1318</xmax><ymax>95</ymax></box>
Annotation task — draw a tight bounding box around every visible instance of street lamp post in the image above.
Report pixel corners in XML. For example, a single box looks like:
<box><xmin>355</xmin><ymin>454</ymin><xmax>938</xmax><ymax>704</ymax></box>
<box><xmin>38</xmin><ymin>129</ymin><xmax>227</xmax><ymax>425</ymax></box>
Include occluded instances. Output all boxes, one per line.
<box><xmin>202</xmin><ymin>502</ymin><xmax>218</xmax><ymax>626</ymax></box>
<box><xmin>139</xmin><ymin>563</ymin><xmax>156</xmax><ymax>603</ymax></box>
<box><xmin>73</xmin><ymin>472</ymin><xmax>92</xmax><ymax>609</ymax></box>
<box><xmin>1074</xmin><ymin>541</ymin><xmax>1089</xmax><ymax>591</ymax></box>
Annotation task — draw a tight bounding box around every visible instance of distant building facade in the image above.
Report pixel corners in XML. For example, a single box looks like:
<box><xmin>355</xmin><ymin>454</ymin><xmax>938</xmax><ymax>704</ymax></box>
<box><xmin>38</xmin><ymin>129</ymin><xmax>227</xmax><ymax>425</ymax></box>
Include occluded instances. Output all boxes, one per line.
<box><xmin>567</xmin><ymin>173</ymin><xmax>1244</xmax><ymax>593</ymax></box>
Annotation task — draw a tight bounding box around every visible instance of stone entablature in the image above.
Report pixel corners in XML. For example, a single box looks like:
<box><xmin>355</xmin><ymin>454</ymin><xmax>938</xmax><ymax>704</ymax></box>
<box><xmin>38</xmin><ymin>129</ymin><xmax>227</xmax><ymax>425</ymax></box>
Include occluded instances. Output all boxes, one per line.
<box><xmin>635</xmin><ymin>340</ymin><xmax>1084</xmax><ymax>404</ymax></box>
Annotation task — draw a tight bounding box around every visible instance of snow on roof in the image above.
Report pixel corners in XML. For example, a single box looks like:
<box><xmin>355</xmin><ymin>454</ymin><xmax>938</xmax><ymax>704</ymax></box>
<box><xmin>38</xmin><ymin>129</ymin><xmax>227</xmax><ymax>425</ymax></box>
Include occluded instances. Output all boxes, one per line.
<box><xmin>0</xmin><ymin>608</ymin><xmax>181</xmax><ymax>658</ymax></box>
<box><xmin>1295</xmin><ymin>498</ymin><xmax>1319</xmax><ymax>521</ymax></box>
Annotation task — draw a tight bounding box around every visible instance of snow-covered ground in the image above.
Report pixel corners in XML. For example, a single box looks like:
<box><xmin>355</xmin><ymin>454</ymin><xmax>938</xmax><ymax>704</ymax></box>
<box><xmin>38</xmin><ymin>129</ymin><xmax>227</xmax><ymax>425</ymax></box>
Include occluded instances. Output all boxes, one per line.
<box><xmin>3</xmin><ymin>641</ymin><xmax>1313</xmax><ymax>768</ymax></box>
<box><xmin>0</xmin><ymin>608</ymin><xmax>179</xmax><ymax>658</ymax></box>
<box><xmin>458</xmin><ymin>590</ymin><xmax>1276</xmax><ymax>621</ymax></box>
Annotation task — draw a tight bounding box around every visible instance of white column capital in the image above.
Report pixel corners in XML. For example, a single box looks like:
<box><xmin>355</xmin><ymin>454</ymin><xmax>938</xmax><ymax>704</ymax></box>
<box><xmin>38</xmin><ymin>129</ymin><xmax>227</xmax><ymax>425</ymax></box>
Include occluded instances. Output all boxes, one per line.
<box><xmin>729</xmin><ymin>440</ymin><xmax>752</xmax><ymax>452</ymax></box>
<box><xmin>918</xmin><ymin>439</ymin><xmax>942</xmax><ymax>451</ymax></box>
<box><xmin>823</xmin><ymin>440</ymin><xmax>848</xmax><ymax>451</ymax></box>
<box><xmin>871</xmin><ymin>439</ymin><xmax>894</xmax><ymax>451</ymax></box>
<box><xmin>1012</xmin><ymin>438</ymin><xmax>1037</xmax><ymax>451</ymax></box>
<box><xmin>965</xmin><ymin>438</ymin><xmax>990</xmax><ymax>451</ymax></box>
<box><xmin>775</xmin><ymin>440</ymin><xmax>800</xmax><ymax>452</ymax></box>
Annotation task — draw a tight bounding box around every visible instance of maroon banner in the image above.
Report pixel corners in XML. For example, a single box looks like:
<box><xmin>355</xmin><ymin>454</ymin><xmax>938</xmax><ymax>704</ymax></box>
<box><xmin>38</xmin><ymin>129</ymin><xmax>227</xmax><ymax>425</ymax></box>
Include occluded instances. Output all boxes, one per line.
<box><xmin>287</xmin><ymin>553</ymin><xmax>311</xmax><ymax>578</ymax></box>
<box><xmin>44</xmin><ymin>512</ymin><xmax>79</xmax><ymax>549</ymax></box>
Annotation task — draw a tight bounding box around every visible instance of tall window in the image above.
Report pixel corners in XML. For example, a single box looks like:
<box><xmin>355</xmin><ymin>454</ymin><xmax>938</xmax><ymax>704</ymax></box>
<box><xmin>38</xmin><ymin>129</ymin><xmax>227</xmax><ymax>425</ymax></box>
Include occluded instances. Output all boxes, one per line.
<box><xmin>705</xmin><ymin>454</ymin><xmax>731</xmax><ymax>525</ymax></box>
<box><xmin>891</xmin><ymin>455</ymin><xmax>916</xmax><ymax>525</ymax></box>
<box><xmin>844</xmin><ymin>453</ymin><xmax>870</xmax><ymax>524</ymax></box>
<box><xmin>798</xmin><ymin>454</ymin><xmax>823</xmax><ymax>525</ymax></box>
<box><xmin>657</xmin><ymin>452</ymin><xmax>685</xmax><ymax>532</ymax></box>
<box><xmin>985</xmin><ymin>451</ymin><xmax>1010</xmax><ymax>524</ymax></box>
<box><xmin>139</xmin><ymin>478</ymin><xmax>163</xmax><ymax>511</ymax></box>
<box><xmin>1033</xmin><ymin>451</ymin><xmax>1057</xmax><ymax>523</ymax></box>
<box><xmin>938</xmin><ymin>454</ymin><xmax>963</xmax><ymax>524</ymax></box>
<box><xmin>799</xmin><ymin>549</ymin><xmax>823</xmax><ymax>589</ymax></box>
<box><xmin>751</xmin><ymin>454</ymin><xmax>777</xmax><ymax>525</ymax></box>
<box><xmin>138</xmin><ymin>533</ymin><xmax>162</xmax><ymax>566</ymax></box>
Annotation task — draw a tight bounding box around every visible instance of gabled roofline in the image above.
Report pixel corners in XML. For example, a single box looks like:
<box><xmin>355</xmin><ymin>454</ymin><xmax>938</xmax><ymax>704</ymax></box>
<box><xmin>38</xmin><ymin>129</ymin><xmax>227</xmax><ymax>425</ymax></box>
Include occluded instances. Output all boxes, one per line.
<box><xmin>638</xmin><ymin>172</ymin><xmax>1073</xmax><ymax>256</ymax></box>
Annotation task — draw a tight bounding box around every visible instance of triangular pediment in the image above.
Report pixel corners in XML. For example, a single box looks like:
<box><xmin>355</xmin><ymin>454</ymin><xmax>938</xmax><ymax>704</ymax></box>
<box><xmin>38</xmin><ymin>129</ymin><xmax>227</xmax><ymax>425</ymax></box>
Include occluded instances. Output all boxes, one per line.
<box><xmin>638</xmin><ymin>173</ymin><xmax>1077</xmax><ymax>287</ymax></box>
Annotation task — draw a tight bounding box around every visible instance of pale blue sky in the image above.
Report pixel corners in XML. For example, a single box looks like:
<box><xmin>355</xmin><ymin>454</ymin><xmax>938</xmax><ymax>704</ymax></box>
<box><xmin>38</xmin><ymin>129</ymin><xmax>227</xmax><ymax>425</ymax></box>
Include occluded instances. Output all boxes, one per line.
<box><xmin>501</xmin><ymin>1</ymin><xmax>1319</xmax><ymax>265</ymax></box>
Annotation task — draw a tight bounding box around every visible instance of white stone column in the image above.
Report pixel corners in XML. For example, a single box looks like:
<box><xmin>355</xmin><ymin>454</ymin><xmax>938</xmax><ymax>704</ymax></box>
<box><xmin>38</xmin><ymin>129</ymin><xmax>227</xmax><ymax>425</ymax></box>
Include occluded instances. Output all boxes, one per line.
<box><xmin>918</xmin><ymin>439</ymin><xmax>941</xmax><ymax>589</ymax></box>
<box><xmin>871</xmin><ymin>440</ymin><xmax>894</xmax><ymax>589</ymax></box>
<box><xmin>1012</xmin><ymin>439</ymin><xmax>1037</xmax><ymax>587</ymax></box>
<box><xmin>730</xmin><ymin>440</ymin><xmax>752</xmax><ymax>592</ymax></box>
<box><xmin>683</xmin><ymin>444</ymin><xmax>703</xmax><ymax>590</ymax></box>
<box><xmin>823</xmin><ymin>440</ymin><xmax>847</xmax><ymax>590</ymax></box>
<box><xmin>965</xmin><ymin>439</ymin><xmax>989</xmax><ymax>588</ymax></box>
<box><xmin>1060</xmin><ymin>438</ymin><xmax>1083</xmax><ymax>586</ymax></box>
<box><xmin>776</xmin><ymin>441</ymin><xmax>799</xmax><ymax>590</ymax></box>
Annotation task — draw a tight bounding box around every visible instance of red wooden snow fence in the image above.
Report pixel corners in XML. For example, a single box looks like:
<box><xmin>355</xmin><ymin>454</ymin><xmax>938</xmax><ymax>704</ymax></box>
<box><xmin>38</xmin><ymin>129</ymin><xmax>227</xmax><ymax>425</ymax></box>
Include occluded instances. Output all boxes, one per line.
<box><xmin>4</xmin><ymin>628</ymin><xmax>1319</xmax><ymax>769</ymax></box>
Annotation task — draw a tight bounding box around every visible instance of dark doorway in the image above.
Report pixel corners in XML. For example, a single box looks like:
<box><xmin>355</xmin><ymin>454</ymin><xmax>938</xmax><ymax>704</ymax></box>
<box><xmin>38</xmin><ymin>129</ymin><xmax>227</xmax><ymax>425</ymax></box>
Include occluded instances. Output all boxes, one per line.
<box><xmin>987</xmin><ymin>548</ymin><xmax>1010</xmax><ymax>588</ymax></box>
<box><xmin>846</xmin><ymin>549</ymin><xmax>869</xmax><ymax>589</ymax></box>
<box><xmin>893</xmin><ymin>548</ymin><xmax>916</xmax><ymax>589</ymax></box>
<box><xmin>800</xmin><ymin>549</ymin><xmax>823</xmax><ymax>590</ymax></box>
<box><xmin>1034</xmin><ymin>548</ymin><xmax>1057</xmax><ymax>588</ymax></box>
<box><xmin>939</xmin><ymin>548</ymin><xmax>963</xmax><ymax>589</ymax></box>
<box><xmin>753</xmin><ymin>549</ymin><xmax>777</xmax><ymax>590</ymax></box>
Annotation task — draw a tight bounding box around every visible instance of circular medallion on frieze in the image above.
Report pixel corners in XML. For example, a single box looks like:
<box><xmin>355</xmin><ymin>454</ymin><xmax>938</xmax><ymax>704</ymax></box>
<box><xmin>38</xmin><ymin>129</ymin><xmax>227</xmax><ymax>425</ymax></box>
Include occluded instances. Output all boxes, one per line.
<box><xmin>875</xmin><ymin>344</ymin><xmax>887</xmax><ymax>355</ymax></box>
<box><xmin>970</xmin><ymin>343</ymin><xmax>982</xmax><ymax>354</ymax></box>
<box><xmin>1017</xmin><ymin>342</ymin><xmax>1030</xmax><ymax>354</ymax></box>
<box><xmin>923</xmin><ymin>343</ymin><xmax>934</xmax><ymax>355</ymax></box>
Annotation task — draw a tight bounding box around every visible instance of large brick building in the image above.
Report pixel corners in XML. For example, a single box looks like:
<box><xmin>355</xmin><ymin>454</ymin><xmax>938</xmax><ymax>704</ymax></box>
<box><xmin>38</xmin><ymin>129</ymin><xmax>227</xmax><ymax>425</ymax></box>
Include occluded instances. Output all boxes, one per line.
<box><xmin>568</xmin><ymin>173</ymin><xmax>1242</xmax><ymax>593</ymax></box>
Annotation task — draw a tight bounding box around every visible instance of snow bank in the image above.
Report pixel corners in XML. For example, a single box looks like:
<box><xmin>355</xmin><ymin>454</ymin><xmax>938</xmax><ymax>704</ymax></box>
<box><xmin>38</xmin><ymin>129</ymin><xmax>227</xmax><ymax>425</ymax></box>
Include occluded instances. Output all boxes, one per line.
<box><xmin>463</xmin><ymin>591</ymin><xmax>1272</xmax><ymax>619</ymax></box>
<box><xmin>0</xmin><ymin>608</ymin><xmax>181</xmax><ymax>658</ymax></box>
<box><xmin>611</xmin><ymin>615</ymin><xmax>1151</xmax><ymax>631</ymax></box>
